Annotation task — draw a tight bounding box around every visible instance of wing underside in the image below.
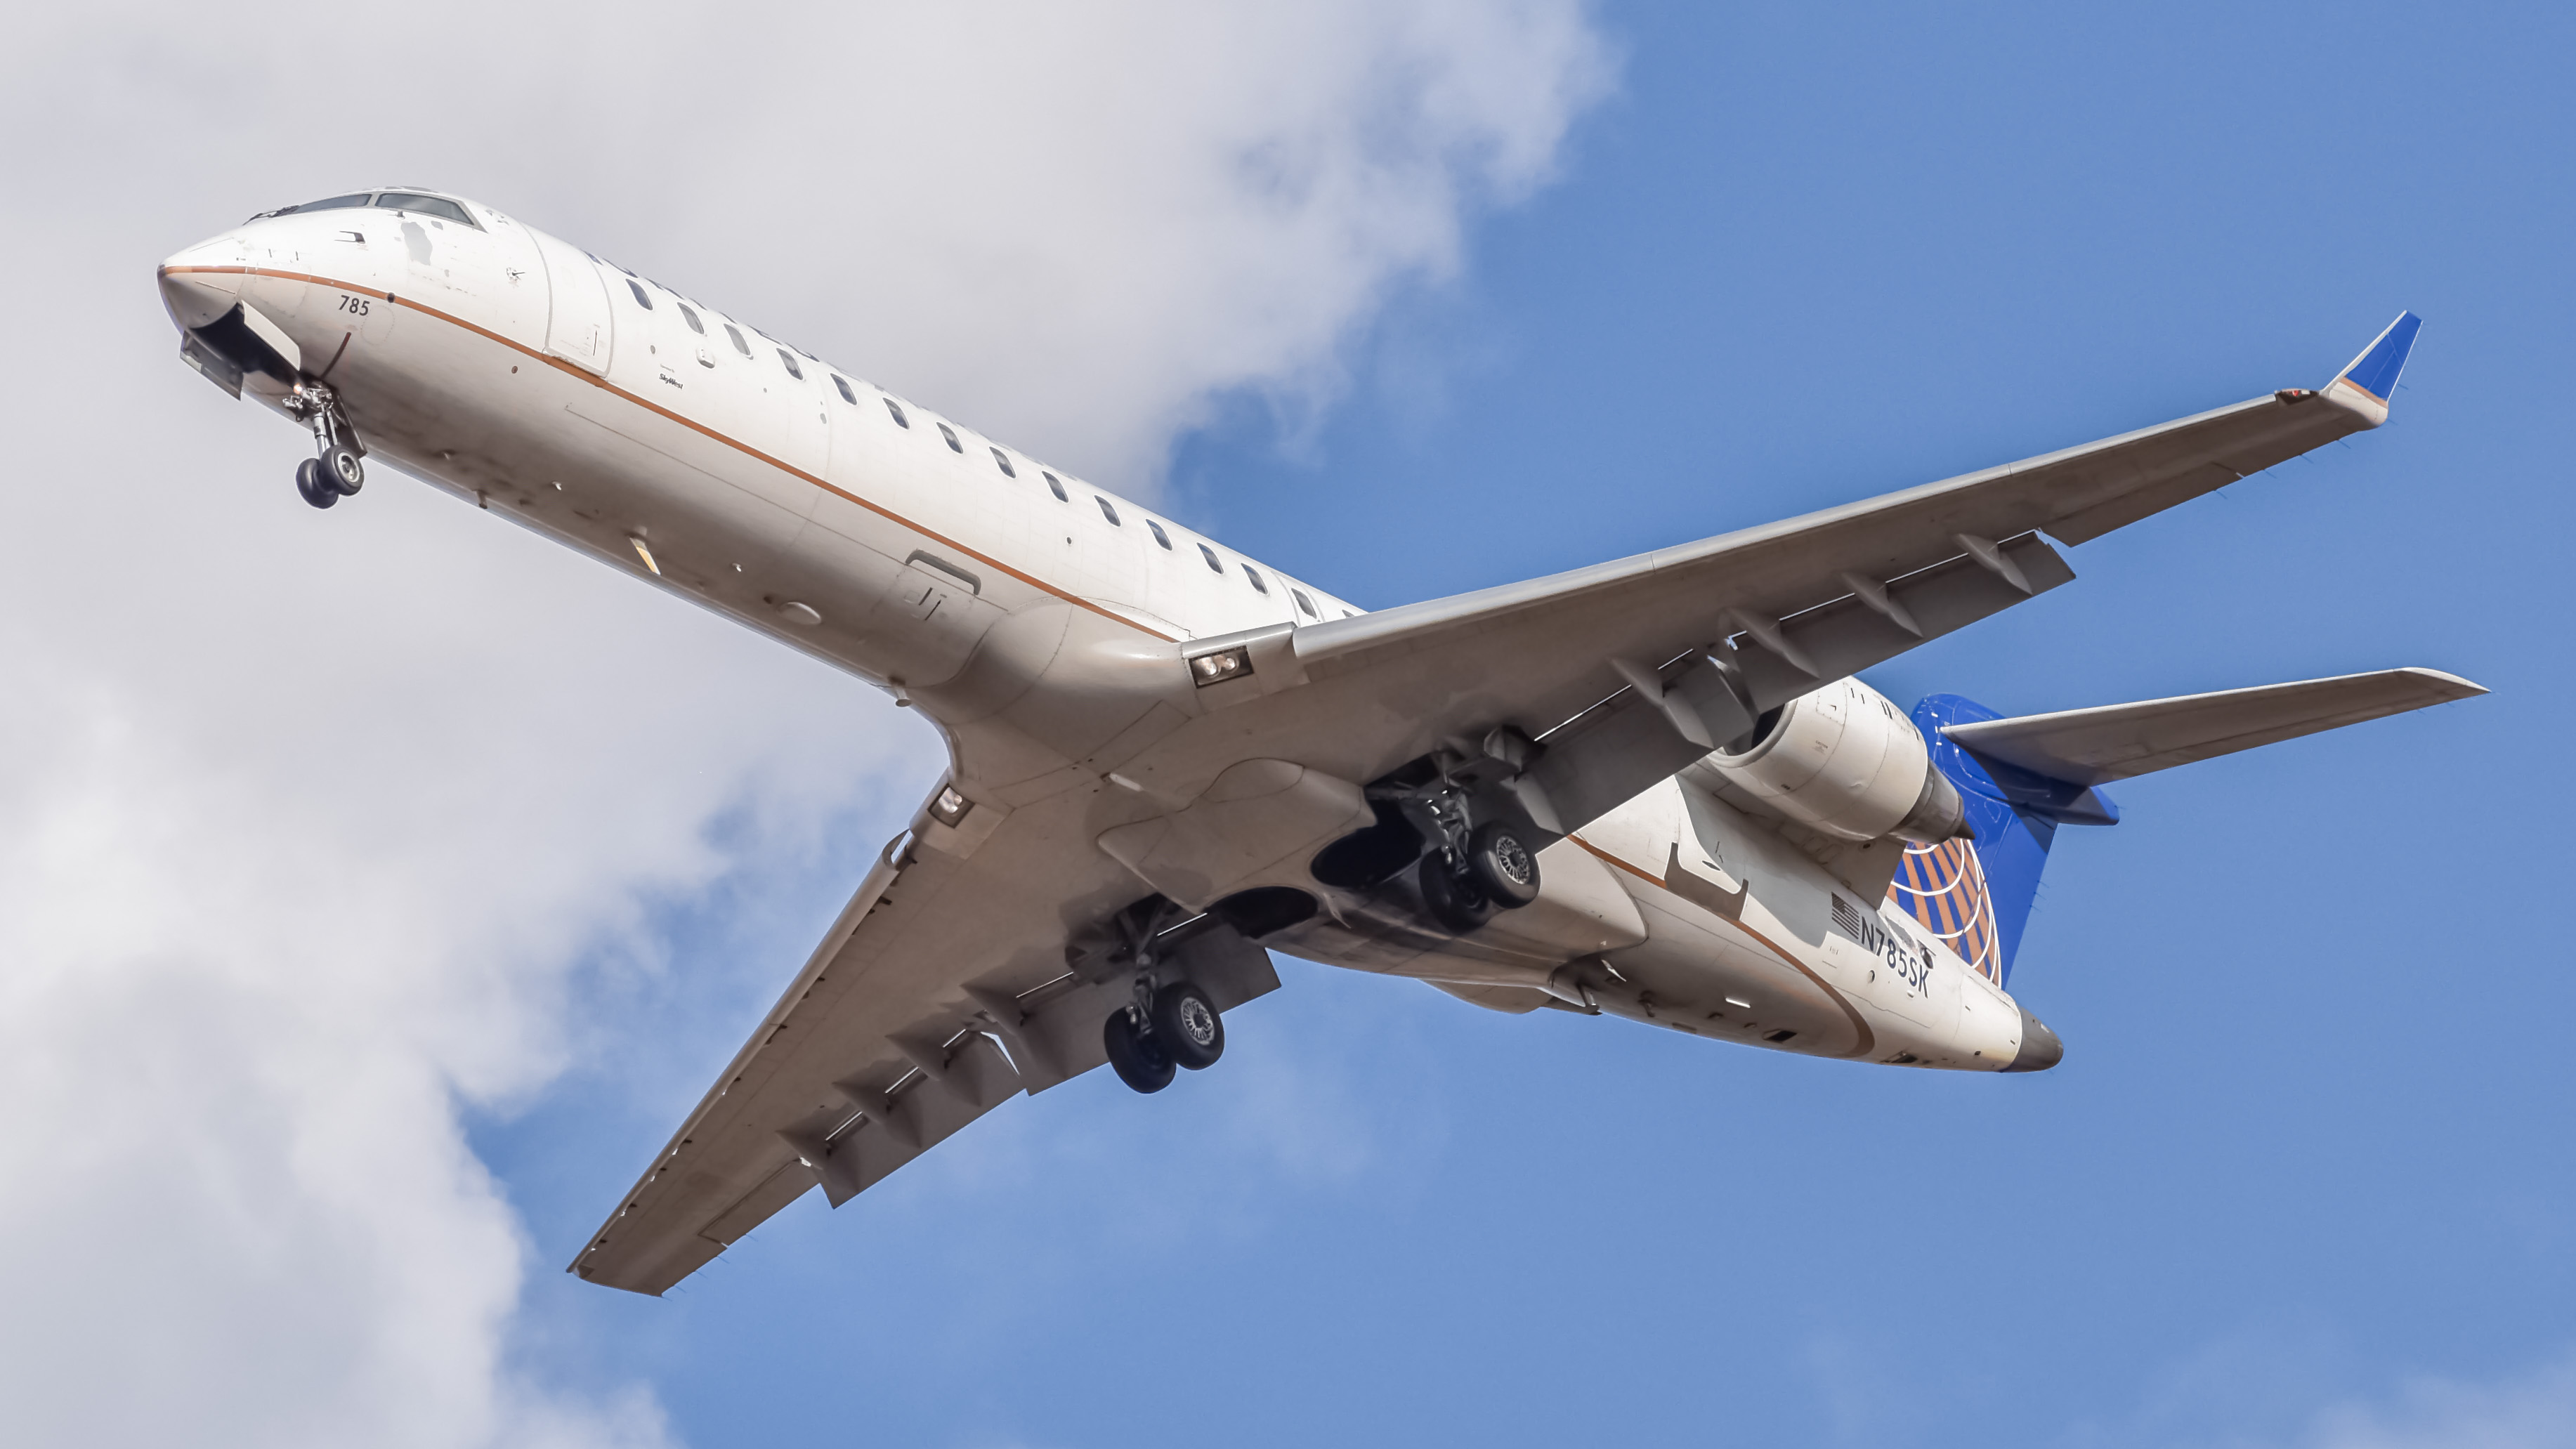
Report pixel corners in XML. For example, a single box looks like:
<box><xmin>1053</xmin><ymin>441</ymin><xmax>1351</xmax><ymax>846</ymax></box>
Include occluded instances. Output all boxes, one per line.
<box><xmin>571</xmin><ymin>780</ymin><xmax>1276</xmax><ymax>1296</ymax></box>
<box><xmin>1135</xmin><ymin>317</ymin><xmax>2421</xmax><ymax>846</ymax></box>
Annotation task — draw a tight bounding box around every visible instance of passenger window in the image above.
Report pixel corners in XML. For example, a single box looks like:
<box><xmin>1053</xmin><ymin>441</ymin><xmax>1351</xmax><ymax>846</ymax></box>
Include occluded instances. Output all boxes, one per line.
<box><xmin>1241</xmin><ymin>564</ymin><xmax>1269</xmax><ymax>594</ymax></box>
<box><xmin>1291</xmin><ymin>588</ymin><xmax>1317</xmax><ymax>617</ymax></box>
<box><xmin>776</xmin><ymin>349</ymin><xmax>804</xmax><ymax>380</ymax></box>
<box><xmin>625</xmin><ymin>280</ymin><xmax>653</xmax><ymax>309</ymax></box>
<box><xmin>375</xmin><ymin>193</ymin><xmax>480</xmax><ymax>228</ymax></box>
<box><xmin>1198</xmin><ymin>543</ymin><xmax>1223</xmax><ymax>573</ymax></box>
<box><xmin>990</xmin><ymin>447</ymin><xmax>1016</xmax><ymax>478</ymax></box>
<box><xmin>884</xmin><ymin>398</ymin><xmax>910</xmax><ymax>428</ymax></box>
<box><xmin>725</xmin><ymin>324</ymin><xmax>751</xmax><ymax>357</ymax></box>
<box><xmin>832</xmin><ymin>375</ymin><xmax>857</xmax><ymax>405</ymax></box>
<box><xmin>679</xmin><ymin>303</ymin><xmax>705</xmax><ymax>334</ymax></box>
<box><xmin>1146</xmin><ymin>520</ymin><xmax>1172</xmax><ymax>550</ymax></box>
<box><xmin>1044</xmin><ymin>472</ymin><xmax>1068</xmax><ymax>501</ymax></box>
<box><xmin>1096</xmin><ymin>497</ymin><xmax>1121</xmax><ymax>525</ymax></box>
<box><xmin>936</xmin><ymin>423</ymin><xmax>963</xmax><ymax>454</ymax></box>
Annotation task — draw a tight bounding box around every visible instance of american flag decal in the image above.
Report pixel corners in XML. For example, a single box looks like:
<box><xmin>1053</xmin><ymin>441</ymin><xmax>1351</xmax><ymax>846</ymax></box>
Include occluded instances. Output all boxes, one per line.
<box><xmin>1888</xmin><ymin>837</ymin><xmax>2001</xmax><ymax>982</ymax></box>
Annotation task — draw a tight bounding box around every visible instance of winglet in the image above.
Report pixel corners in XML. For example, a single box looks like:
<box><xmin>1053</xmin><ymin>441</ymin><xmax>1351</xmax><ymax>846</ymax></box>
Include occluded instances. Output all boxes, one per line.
<box><xmin>2322</xmin><ymin>310</ymin><xmax>2421</xmax><ymax>424</ymax></box>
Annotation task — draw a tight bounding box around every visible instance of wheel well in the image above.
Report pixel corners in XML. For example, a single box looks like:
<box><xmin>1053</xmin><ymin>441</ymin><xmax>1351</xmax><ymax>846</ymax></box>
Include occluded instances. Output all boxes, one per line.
<box><xmin>1206</xmin><ymin>886</ymin><xmax>1319</xmax><ymax>938</ymax></box>
<box><xmin>1307</xmin><ymin>797</ymin><xmax>1424</xmax><ymax>889</ymax></box>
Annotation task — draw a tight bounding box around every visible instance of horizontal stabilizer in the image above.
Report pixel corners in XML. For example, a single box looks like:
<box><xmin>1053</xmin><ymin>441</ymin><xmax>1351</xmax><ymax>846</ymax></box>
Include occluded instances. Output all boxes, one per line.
<box><xmin>1940</xmin><ymin>667</ymin><xmax>2486</xmax><ymax>786</ymax></box>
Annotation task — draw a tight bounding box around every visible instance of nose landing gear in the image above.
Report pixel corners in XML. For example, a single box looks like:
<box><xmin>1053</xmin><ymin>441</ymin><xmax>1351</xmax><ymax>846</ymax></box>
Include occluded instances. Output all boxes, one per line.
<box><xmin>283</xmin><ymin>382</ymin><xmax>365</xmax><ymax>509</ymax></box>
<box><xmin>294</xmin><ymin>458</ymin><xmax>339</xmax><ymax>510</ymax></box>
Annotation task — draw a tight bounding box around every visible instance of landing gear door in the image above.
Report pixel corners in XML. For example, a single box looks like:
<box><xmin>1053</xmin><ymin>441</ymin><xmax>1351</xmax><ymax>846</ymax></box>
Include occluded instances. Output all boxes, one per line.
<box><xmin>530</xmin><ymin>230</ymin><xmax>613</xmax><ymax>375</ymax></box>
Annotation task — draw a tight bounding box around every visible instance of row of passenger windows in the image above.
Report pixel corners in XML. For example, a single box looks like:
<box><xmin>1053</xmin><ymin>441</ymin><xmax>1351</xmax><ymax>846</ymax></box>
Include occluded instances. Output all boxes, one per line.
<box><xmin>610</xmin><ymin>264</ymin><xmax>816</xmax><ymax>383</ymax></box>
<box><xmin>609</xmin><ymin>264</ymin><xmax>1331</xmax><ymax>619</ymax></box>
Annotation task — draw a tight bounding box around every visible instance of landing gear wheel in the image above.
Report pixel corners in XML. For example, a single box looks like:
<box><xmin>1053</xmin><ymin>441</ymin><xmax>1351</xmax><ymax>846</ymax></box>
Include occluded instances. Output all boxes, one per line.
<box><xmin>1466</xmin><ymin>820</ymin><xmax>1541</xmax><ymax>907</ymax></box>
<box><xmin>322</xmin><ymin>443</ymin><xmax>365</xmax><ymax>495</ymax></box>
<box><xmin>1104</xmin><ymin>1008</ymin><xmax>1175</xmax><ymax>1094</ymax></box>
<box><xmin>1151</xmin><ymin>981</ymin><xmax>1224</xmax><ymax>1070</ymax></box>
<box><xmin>1420</xmin><ymin>855</ymin><xmax>1494</xmax><ymax>933</ymax></box>
<box><xmin>295</xmin><ymin>458</ymin><xmax>339</xmax><ymax>510</ymax></box>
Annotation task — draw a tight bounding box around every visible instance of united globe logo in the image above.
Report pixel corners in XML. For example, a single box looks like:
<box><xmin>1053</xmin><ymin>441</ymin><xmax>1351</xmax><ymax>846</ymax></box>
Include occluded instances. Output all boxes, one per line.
<box><xmin>1889</xmin><ymin>837</ymin><xmax>2001</xmax><ymax>983</ymax></box>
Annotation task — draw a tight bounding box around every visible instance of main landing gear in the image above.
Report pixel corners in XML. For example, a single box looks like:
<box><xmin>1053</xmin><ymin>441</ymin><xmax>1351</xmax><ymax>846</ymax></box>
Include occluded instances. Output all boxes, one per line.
<box><xmin>1104</xmin><ymin>977</ymin><xmax>1224</xmax><ymax>1094</ymax></box>
<box><xmin>1078</xmin><ymin>892</ymin><xmax>1267</xmax><ymax>1096</ymax></box>
<box><xmin>284</xmin><ymin>382</ymin><xmax>365</xmax><ymax>509</ymax></box>
<box><xmin>1413</xmin><ymin>788</ymin><xmax>1543</xmax><ymax>934</ymax></box>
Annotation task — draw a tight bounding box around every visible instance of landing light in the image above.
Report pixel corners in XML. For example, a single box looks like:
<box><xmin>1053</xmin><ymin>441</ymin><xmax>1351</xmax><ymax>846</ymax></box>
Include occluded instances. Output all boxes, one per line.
<box><xmin>929</xmin><ymin>787</ymin><xmax>973</xmax><ymax>827</ymax></box>
<box><xmin>1188</xmin><ymin>645</ymin><xmax>1253</xmax><ymax>688</ymax></box>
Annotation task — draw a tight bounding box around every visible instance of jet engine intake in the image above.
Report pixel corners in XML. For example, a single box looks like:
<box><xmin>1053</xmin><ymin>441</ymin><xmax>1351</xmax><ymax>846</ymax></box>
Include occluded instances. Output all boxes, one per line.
<box><xmin>1689</xmin><ymin>676</ymin><xmax>1966</xmax><ymax>844</ymax></box>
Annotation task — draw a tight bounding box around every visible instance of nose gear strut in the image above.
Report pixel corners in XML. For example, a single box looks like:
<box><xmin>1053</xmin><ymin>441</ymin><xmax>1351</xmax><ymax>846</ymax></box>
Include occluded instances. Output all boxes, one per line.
<box><xmin>283</xmin><ymin>381</ymin><xmax>366</xmax><ymax>509</ymax></box>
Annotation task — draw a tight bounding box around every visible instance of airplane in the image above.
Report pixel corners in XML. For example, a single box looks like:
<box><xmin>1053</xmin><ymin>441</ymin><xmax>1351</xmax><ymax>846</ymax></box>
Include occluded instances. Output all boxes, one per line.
<box><xmin>157</xmin><ymin>187</ymin><xmax>2483</xmax><ymax>1297</ymax></box>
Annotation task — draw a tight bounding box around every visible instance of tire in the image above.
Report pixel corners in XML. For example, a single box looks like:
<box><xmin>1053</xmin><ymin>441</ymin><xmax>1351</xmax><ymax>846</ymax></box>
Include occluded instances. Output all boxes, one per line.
<box><xmin>322</xmin><ymin>443</ymin><xmax>365</xmax><ymax>495</ymax></box>
<box><xmin>1466</xmin><ymin>821</ymin><xmax>1542</xmax><ymax>907</ymax></box>
<box><xmin>1151</xmin><ymin>981</ymin><xmax>1224</xmax><ymax>1070</ymax></box>
<box><xmin>1419</xmin><ymin>854</ymin><xmax>1494</xmax><ymax>933</ymax></box>
<box><xmin>1103</xmin><ymin>1008</ymin><xmax>1175</xmax><ymax>1094</ymax></box>
<box><xmin>296</xmin><ymin>458</ymin><xmax>338</xmax><ymax>510</ymax></box>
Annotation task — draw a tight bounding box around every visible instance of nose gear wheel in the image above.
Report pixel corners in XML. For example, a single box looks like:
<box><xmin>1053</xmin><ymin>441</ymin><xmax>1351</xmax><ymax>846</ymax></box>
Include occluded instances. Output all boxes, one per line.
<box><xmin>283</xmin><ymin>381</ymin><xmax>366</xmax><ymax>505</ymax></box>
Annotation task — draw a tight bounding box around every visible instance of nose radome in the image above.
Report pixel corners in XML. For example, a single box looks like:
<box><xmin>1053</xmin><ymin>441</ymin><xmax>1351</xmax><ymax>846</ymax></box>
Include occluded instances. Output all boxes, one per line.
<box><xmin>2001</xmin><ymin>1006</ymin><xmax>2064</xmax><ymax>1073</ymax></box>
<box><xmin>158</xmin><ymin>240</ymin><xmax>242</xmax><ymax>329</ymax></box>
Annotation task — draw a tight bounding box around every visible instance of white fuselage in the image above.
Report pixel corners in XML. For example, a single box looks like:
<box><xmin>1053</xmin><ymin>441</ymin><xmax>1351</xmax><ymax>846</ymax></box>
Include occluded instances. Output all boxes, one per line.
<box><xmin>159</xmin><ymin>193</ymin><xmax>2046</xmax><ymax>1074</ymax></box>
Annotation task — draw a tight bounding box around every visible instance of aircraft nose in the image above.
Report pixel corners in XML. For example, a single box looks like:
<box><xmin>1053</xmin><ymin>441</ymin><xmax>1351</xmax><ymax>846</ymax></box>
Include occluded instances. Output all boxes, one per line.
<box><xmin>2001</xmin><ymin>1007</ymin><xmax>2064</xmax><ymax>1073</ymax></box>
<box><xmin>157</xmin><ymin>242</ymin><xmax>241</xmax><ymax>330</ymax></box>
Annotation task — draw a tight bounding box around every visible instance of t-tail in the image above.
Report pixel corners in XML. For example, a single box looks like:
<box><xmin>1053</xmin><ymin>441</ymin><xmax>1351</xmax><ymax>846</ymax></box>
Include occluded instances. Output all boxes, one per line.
<box><xmin>1894</xmin><ymin>667</ymin><xmax>2487</xmax><ymax>990</ymax></box>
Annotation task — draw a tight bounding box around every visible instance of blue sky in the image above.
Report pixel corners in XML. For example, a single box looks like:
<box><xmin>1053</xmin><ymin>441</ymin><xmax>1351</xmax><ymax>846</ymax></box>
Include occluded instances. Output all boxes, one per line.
<box><xmin>9</xmin><ymin>2</ymin><xmax>2570</xmax><ymax>1445</ymax></box>
<box><xmin>479</xmin><ymin>4</ymin><xmax>2575</xmax><ymax>1445</ymax></box>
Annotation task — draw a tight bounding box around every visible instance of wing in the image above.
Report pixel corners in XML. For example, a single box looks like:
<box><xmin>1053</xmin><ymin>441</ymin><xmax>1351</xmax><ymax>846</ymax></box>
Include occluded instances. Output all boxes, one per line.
<box><xmin>1128</xmin><ymin>314</ymin><xmax>2424</xmax><ymax>841</ymax></box>
<box><xmin>570</xmin><ymin>778</ymin><xmax>1279</xmax><ymax>1295</ymax></box>
<box><xmin>1940</xmin><ymin>667</ymin><xmax>2487</xmax><ymax>785</ymax></box>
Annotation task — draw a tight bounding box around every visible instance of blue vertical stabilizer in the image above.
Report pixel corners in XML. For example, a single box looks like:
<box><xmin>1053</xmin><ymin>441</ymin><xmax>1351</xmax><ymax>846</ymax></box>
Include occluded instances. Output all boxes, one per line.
<box><xmin>1898</xmin><ymin>695</ymin><xmax>2118</xmax><ymax>986</ymax></box>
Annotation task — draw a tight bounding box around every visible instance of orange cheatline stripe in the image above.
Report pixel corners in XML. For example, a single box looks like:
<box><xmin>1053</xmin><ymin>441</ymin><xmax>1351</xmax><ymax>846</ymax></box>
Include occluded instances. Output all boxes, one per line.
<box><xmin>1568</xmin><ymin>834</ymin><xmax>1876</xmax><ymax>1061</ymax></box>
<box><xmin>162</xmin><ymin>265</ymin><xmax>1177</xmax><ymax>643</ymax></box>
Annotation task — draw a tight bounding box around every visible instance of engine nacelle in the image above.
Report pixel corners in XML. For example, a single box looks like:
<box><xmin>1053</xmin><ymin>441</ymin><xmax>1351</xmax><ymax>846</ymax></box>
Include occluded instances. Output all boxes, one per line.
<box><xmin>1687</xmin><ymin>676</ymin><xmax>1967</xmax><ymax>844</ymax></box>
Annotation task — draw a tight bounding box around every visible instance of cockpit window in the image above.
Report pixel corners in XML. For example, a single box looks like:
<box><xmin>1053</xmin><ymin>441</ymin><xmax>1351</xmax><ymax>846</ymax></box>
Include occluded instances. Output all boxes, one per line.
<box><xmin>376</xmin><ymin>192</ymin><xmax>480</xmax><ymax>228</ymax></box>
<box><xmin>290</xmin><ymin>193</ymin><xmax>375</xmax><ymax>215</ymax></box>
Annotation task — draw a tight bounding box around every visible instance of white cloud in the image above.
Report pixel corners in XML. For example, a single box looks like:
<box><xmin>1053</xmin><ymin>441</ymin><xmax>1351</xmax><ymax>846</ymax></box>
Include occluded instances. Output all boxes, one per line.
<box><xmin>2299</xmin><ymin>1350</ymin><xmax>2576</xmax><ymax>1449</ymax></box>
<box><xmin>0</xmin><ymin>4</ymin><xmax>1609</xmax><ymax>1445</ymax></box>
